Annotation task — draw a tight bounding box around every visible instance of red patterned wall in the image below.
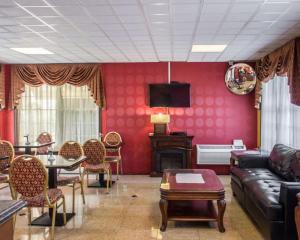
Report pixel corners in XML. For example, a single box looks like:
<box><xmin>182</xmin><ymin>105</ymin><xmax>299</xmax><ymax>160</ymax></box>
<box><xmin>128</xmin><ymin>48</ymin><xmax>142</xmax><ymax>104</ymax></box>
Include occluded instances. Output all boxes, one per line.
<box><xmin>102</xmin><ymin>62</ymin><xmax>257</xmax><ymax>174</ymax></box>
<box><xmin>0</xmin><ymin>65</ymin><xmax>14</xmax><ymax>142</ymax></box>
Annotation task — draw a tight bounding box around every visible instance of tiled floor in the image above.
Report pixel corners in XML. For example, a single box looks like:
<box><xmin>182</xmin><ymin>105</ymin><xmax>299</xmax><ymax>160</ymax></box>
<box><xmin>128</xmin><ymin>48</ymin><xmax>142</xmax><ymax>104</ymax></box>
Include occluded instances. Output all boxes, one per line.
<box><xmin>1</xmin><ymin>175</ymin><xmax>264</xmax><ymax>240</ymax></box>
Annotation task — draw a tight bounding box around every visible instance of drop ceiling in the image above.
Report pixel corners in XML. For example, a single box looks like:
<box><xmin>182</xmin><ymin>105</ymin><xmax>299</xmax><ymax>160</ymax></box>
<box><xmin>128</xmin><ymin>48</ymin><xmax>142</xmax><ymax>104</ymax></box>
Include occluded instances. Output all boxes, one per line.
<box><xmin>0</xmin><ymin>0</ymin><xmax>300</xmax><ymax>63</ymax></box>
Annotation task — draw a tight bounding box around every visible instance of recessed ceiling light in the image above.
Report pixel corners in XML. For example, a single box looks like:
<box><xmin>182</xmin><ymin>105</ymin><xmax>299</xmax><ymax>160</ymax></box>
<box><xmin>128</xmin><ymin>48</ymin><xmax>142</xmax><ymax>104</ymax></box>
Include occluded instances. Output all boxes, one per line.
<box><xmin>191</xmin><ymin>45</ymin><xmax>227</xmax><ymax>53</ymax></box>
<box><xmin>10</xmin><ymin>48</ymin><xmax>54</xmax><ymax>55</ymax></box>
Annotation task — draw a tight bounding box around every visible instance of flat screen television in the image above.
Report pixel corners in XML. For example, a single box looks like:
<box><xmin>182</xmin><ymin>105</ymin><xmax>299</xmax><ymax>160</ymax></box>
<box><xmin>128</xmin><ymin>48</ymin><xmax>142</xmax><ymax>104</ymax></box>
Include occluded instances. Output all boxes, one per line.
<box><xmin>149</xmin><ymin>83</ymin><xmax>190</xmax><ymax>107</ymax></box>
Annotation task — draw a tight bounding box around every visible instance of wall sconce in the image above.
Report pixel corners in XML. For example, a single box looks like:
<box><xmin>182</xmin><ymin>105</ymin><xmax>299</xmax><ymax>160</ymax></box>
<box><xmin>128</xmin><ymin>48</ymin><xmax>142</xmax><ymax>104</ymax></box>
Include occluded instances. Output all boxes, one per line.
<box><xmin>150</xmin><ymin>113</ymin><xmax>170</xmax><ymax>135</ymax></box>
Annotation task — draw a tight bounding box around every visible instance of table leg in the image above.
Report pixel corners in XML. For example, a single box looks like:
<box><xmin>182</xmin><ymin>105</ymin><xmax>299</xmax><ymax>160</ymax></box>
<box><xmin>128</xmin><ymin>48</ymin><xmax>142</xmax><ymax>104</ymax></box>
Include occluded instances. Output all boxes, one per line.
<box><xmin>159</xmin><ymin>199</ymin><xmax>168</xmax><ymax>232</ymax></box>
<box><xmin>217</xmin><ymin>199</ymin><xmax>226</xmax><ymax>233</ymax></box>
<box><xmin>24</xmin><ymin>147</ymin><xmax>31</xmax><ymax>155</ymax></box>
<box><xmin>87</xmin><ymin>173</ymin><xmax>115</xmax><ymax>188</ymax></box>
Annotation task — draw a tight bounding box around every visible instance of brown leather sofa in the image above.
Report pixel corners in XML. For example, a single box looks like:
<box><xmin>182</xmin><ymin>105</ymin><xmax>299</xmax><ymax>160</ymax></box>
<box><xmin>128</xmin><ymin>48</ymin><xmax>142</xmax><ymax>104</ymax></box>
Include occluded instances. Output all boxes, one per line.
<box><xmin>231</xmin><ymin>144</ymin><xmax>300</xmax><ymax>240</ymax></box>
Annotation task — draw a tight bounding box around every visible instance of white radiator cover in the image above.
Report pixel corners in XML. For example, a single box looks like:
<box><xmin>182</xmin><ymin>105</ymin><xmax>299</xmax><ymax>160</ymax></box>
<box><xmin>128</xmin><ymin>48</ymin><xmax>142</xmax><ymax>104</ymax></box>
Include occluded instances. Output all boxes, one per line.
<box><xmin>196</xmin><ymin>144</ymin><xmax>246</xmax><ymax>165</ymax></box>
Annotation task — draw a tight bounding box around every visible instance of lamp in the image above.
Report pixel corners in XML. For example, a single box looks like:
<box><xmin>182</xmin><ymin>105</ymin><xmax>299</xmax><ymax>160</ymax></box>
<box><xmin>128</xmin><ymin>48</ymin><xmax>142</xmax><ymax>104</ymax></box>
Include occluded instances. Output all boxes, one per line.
<box><xmin>150</xmin><ymin>113</ymin><xmax>170</xmax><ymax>135</ymax></box>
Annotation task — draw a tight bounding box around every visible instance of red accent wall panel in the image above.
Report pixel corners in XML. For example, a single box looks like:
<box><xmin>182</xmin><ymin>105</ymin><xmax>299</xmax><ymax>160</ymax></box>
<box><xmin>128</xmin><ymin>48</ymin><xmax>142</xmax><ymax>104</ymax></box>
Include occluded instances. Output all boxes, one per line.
<box><xmin>0</xmin><ymin>65</ymin><xmax>14</xmax><ymax>142</ymax></box>
<box><xmin>102</xmin><ymin>62</ymin><xmax>257</xmax><ymax>174</ymax></box>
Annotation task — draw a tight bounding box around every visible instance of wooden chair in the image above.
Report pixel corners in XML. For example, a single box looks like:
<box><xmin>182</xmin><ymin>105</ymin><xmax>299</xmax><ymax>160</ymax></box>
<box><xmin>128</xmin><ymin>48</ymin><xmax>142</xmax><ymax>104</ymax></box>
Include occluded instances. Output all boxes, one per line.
<box><xmin>35</xmin><ymin>132</ymin><xmax>53</xmax><ymax>155</ymax></box>
<box><xmin>82</xmin><ymin>139</ymin><xmax>112</xmax><ymax>193</ymax></box>
<box><xmin>58</xmin><ymin>141</ymin><xmax>85</xmax><ymax>213</ymax></box>
<box><xmin>9</xmin><ymin>155</ymin><xmax>66</xmax><ymax>238</ymax></box>
<box><xmin>0</xmin><ymin>140</ymin><xmax>15</xmax><ymax>196</ymax></box>
<box><xmin>103</xmin><ymin>131</ymin><xmax>122</xmax><ymax>180</ymax></box>
<box><xmin>0</xmin><ymin>140</ymin><xmax>15</xmax><ymax>174</ymax></box>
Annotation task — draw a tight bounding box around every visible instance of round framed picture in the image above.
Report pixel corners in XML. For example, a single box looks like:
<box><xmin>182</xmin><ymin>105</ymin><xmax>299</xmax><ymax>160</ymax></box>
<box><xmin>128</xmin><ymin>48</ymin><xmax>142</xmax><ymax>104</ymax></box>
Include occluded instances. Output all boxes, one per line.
<box><xmin>225</xmin><ymin>63</ymin><xmax>257</xmax><ymax>95</ymax></box>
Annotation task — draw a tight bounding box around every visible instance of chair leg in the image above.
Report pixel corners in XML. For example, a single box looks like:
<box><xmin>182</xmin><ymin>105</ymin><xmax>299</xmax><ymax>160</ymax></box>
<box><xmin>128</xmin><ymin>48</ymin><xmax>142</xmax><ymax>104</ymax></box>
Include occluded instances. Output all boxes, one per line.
<box><xmin>62</xmin><ymin>197</ymin><xmax>67</xmax><ymax>225</ymax></box>
<box><xmin>80</xmin><ymin>180</ymin><xmax>85</xmax><ymax>204</ymax></box>
<box><xmin>106</xmin><ymin>170</ymin><xmax>110</xmax><ymax>194</ymax></box>
<box><xmin>27</xmin><ymin>207</ymin><xmax>31</xmax><ymax>225</ymax></box>
<box><xmin>9</xmin><ymin>182</ymin><xmax>14</xmax><ymax>199</ymax></box>
<box><xmin>72</xmin><ymin>183</ymin><xmax>75</xmax><ymax>213</ymax></box>
<box><xmin>109</xmin><ymin>170</ymin><xmax>112</xmax><ymax>187</ymax></box>
<box><xmin>51</xmin><ymin>205</ymin><xmax>57</xmax><ymax>238</ymax></box>
<box><xmin>120</xmin><ymin>159</ymin><xmax>123</xmax><ymax>175</ymax></box>
<box><xmin>87</xmin><ymin>171</ymin><xmax>89</xmax><ymax>186</ymax></box>
<box><xmin>116</xmin><ymin>162</ymin><xmax>119</xmax><ymax>180</ymax></box>
<box><xmin>13</xmin><ymin>213</ymin><xmax>17</xmax><ymax>231</ymax></box>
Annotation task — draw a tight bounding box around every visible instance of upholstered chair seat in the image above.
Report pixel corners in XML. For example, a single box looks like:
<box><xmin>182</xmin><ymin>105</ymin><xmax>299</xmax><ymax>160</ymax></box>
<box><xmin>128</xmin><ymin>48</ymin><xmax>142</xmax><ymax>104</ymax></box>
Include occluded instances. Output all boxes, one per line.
<box><xmin>57</xmin><ymin>175</ymin><xmax>80</xmax><ymax>186</ymax></box>
<box><xmin>21</xmin><ymin>188</ymin><xmax>64</xmax><ymax>207</ymax></box>
<box><xmin>84</xmin><ymin>162</ymin><xmax>111</xmax><ymax>172</ymax></box>
<box><xmin>0</xmin><ymin>174</ymin><xmax>8</xmax><ymax>183</ymax></box>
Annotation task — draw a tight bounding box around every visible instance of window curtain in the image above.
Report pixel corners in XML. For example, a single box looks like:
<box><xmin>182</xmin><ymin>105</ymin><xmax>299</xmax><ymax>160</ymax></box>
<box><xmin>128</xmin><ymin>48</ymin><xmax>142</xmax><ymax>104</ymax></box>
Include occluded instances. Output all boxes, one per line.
<box><xmin>261</xmin><ymin>76</ymin><xmax>300</xmax><ymax>151</ymax></box>
<box><xmin>255</xmin><ymin>37</ymin><xmax>300</xmax><ymax>109</ymax></box>
<box><xmin>18</xmin><ymin>84</ymin><xmax>99</xmax><ymax>148</ymax></box>
<box><xmin>10</xmin><ymin>63</ymin><xmax>106</xmax><ymax>109</ymax></box>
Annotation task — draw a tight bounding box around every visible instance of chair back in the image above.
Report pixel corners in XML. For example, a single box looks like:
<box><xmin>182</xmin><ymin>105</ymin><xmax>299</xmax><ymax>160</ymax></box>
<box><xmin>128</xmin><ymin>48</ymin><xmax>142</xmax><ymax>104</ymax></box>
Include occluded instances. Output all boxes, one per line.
<box><xmin>59</xmin><ymin>141</ymin><xmax>83</xmax><ymax>159</ymax></box>
<box><xmin>36</xmin><ymin>132</ymin><xmax>53</xmax><ymax>154</ymax></box>
<box><xmin>0</xmin><ymin>140</ymin><xmax>15</xmax><ymax>173</ymax></box>
<box><xmin>9</xmin><ymin>155</ymin><xmax>47</xmax><ymax>198</ymax></box>
<box><xmin>103</xmin><ymin>132</ymin><xmax>122</xmax><ymax>146</ymax></box>
<box><xmin>83</xmin><ymin>139</ymin><xmax>106</xmax><ymax>165</ymax></box>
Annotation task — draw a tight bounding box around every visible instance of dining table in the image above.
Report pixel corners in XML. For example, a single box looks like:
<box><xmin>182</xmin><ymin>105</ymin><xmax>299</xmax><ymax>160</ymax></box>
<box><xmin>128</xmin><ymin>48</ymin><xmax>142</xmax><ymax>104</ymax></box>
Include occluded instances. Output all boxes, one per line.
<box><xmin>30</xmin><ymin>154</ymin><xmax>86</xmax><ymax>227</ymax></box>
<box><xmin>13</xmin><ymin>141</ymin><xmax>55</xmax><ymax>155</ymax></box>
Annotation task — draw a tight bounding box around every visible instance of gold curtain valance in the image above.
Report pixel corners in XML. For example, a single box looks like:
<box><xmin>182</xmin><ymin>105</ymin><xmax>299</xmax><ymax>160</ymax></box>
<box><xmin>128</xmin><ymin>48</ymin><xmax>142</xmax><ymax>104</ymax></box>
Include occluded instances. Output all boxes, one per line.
<box><xmin>0</xmin><ymin>65</ymin><xmax>5</xmax><ymax>109</ymax></box>
<box><xmin>255</xmin><ymin>38</ymin><xmax>300</xmax><ymax>108</ymax></box>
<box><xmin>10</xmin><ymin>63</ymin><xmax>106</xmax><ymax>109</ymax></box>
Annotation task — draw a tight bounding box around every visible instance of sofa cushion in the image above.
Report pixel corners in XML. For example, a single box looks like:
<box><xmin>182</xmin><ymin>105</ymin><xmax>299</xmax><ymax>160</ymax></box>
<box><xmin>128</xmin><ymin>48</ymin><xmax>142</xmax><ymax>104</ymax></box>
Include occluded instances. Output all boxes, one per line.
<box><xmin>231</xmin><ymin>167</ymin><xmax>282</xmax><ymax>189</ymax></box>
<box><xmin>268</xmin><ymin>144</ymin><xmax>296</xmax><ymax>180</ymax></box>
<box><xmin>289</xmin><ymin>150</ymin><xmax>300</xmax><ymax>181</ymax></box>
<box><xmin>244</xmin><ymin>179</ymin><xmax>283</xmax><ymax>220</ymax></box>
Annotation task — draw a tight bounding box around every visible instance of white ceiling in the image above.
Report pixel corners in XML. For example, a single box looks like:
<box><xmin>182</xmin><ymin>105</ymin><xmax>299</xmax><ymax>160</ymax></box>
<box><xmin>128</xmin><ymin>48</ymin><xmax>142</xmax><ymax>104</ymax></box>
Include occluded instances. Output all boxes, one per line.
<box><xmin>0</xmin><ymin>0</ymin><xmax>300</xmax><ymax>63</ymax></box>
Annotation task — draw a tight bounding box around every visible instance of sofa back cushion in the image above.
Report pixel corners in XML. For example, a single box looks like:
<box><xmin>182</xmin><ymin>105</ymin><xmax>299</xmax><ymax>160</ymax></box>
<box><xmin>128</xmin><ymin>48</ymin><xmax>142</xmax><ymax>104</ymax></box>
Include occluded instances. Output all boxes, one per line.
<box><xmin>268</xmin><ymin>144</ymin><xmax>296</xmax><ymax>180</ymax></box>
<box><xmin>289</xmin><ymin>150</ymin><xmax>300</xmax><ymax>181</ymax></box>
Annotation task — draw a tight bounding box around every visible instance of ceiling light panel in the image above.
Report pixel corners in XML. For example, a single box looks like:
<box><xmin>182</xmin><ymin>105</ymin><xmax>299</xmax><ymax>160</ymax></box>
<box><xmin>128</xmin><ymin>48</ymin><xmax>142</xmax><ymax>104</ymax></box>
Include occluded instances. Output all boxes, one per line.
<box><xmin>11</xmin><ymin>47</ymin><xmax>54</xmax><ymax>54</ymax></box>
<box><xmin>191</xmin><ymin>45</ymin><xmax>227</xmax><ymax>52</ymax></box>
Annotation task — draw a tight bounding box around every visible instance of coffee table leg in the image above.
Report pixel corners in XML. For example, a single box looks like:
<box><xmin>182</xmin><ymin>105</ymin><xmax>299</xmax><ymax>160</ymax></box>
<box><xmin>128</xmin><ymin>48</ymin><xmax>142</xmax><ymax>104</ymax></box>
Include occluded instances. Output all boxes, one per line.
<box><xmin>217</xmin><ymin>199</ymin><xmax>226</xmax><ymax>232</ymax></box>
<box><xmin>159</xmin><ymin>199</ymin><xmax>168</xmax><ymax>231</ymax></box>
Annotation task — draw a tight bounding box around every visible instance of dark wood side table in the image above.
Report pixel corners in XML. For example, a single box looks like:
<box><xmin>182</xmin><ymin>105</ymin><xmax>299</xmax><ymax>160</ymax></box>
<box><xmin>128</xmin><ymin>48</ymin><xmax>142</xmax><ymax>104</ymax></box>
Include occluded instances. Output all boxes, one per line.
<box><xmin>149</xmin><ymin>134</ymin><xmax>193</xmax><ymax>177</ymax></box>
<box><xmin>159</xmin><ymin>169</ymin><xmax>226</xmax><ymax>232</ymax></box>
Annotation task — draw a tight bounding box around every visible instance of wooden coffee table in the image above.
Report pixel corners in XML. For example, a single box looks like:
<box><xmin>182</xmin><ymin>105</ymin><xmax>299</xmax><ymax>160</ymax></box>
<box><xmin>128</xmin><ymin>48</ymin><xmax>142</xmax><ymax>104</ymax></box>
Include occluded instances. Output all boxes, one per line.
<box><xmin>159</xmin><ymin>169</ymin><xmax>226</xmax><ymax>232</ymax></box>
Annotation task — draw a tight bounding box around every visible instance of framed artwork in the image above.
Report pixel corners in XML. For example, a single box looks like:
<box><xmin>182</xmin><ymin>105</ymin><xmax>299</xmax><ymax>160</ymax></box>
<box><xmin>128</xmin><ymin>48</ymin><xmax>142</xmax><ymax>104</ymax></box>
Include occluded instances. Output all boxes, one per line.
<box><xmin>225</xmin><ymin>63</ymin><xmax>257</xmax><ymax>95</ymax></box>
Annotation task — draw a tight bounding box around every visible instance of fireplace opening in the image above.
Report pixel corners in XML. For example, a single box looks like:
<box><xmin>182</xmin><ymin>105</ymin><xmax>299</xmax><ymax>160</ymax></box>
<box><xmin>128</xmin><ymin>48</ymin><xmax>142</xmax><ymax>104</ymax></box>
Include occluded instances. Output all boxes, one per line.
<box><xmin>156</xmin><ymin>149</ymin><xmax>187</xmax><ymax>173</ymax></box>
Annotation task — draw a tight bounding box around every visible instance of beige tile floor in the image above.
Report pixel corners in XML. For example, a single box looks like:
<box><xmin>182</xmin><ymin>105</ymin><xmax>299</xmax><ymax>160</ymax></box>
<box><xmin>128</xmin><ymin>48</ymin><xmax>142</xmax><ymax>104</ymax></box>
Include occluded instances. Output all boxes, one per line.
<box><xmin>0</xmin><ymin>175</ymin><xmax>264</xmax><ymax>240</ymax></box>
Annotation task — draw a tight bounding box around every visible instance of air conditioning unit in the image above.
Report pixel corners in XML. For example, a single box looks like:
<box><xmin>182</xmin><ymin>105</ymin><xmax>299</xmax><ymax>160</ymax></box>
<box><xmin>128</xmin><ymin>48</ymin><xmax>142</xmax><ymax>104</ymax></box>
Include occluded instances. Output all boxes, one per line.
<box><xmin>196</xmin><ymin>141</ymin><xmax>246</xmax><ymax>165</ymax></box>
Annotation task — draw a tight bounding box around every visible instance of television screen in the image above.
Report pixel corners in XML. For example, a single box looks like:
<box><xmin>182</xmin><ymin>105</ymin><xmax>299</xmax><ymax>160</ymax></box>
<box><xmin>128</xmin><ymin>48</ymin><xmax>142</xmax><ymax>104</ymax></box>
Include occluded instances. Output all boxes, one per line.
<box><xmin>149</xmin><ymin>83</ymin><xmax>190</xmax><ymax>107</ymax></box>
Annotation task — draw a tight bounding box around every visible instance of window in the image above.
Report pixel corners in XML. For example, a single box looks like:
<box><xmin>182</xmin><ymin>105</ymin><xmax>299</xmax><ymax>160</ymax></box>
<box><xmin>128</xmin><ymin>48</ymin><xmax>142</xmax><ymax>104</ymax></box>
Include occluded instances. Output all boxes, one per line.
<box><xmin>17</xmin><ymin>84</ymin><xmax>99</xmax><ymax>148</ymax></box>
<box><xmin>261</xmin><ymin>76</ymin><xmax>300</xmax><ymax>151</ymax></box>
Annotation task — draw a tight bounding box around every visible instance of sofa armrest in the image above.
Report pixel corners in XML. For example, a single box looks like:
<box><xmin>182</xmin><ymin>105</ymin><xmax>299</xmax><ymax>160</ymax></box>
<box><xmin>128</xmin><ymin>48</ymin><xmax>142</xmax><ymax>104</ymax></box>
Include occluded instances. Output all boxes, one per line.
<box><xmin>279</xmin><ymin>182</ymin><xmax>300</xmax><ymax>240</ymax></box>
<box><xmin>295</xmin><ymin>193</ymin><xmax>300</xmax><ymax>240</ymax></box>
<box><xmin>230</xmin><ymin>154</ymin><xmax>269</xmax><ymax>168</ymax></box>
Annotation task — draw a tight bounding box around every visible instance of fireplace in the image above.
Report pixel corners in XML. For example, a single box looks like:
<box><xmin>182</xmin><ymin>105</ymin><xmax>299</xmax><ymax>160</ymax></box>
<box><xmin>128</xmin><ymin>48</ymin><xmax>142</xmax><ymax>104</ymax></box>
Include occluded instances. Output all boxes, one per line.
<box><xmin>156</xmin><ymin>149</ymin><xmax>187</xmax><ymax>172</ymax></box>
<box><xmin>149</xmin><ymin>134</ymin><xmax>193</xmax><ymax>177</ymax></box>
